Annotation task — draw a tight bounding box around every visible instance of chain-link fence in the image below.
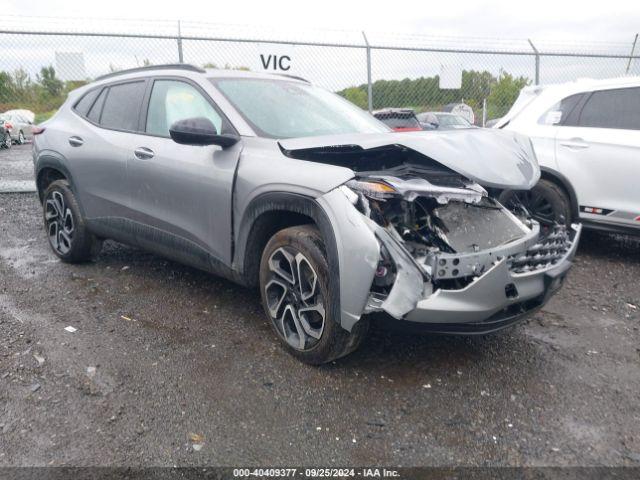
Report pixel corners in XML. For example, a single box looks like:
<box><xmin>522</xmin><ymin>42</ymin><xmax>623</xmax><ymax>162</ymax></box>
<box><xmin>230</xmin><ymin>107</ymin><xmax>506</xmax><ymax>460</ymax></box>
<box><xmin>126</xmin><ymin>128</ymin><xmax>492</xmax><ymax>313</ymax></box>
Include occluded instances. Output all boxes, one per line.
<box><xmin>1</xmin><ymin>16</ymin><xmax>638</xmax><ymax>124</ymax></box>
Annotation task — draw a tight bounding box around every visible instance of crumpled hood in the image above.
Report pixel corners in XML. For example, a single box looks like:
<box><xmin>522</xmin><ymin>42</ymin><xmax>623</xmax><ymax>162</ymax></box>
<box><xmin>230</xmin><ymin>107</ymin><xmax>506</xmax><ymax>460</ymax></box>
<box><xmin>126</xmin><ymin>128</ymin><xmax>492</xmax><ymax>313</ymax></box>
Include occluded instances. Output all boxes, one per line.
<box><xmin>279</xmin><ymin>129</ymin><xmax>539</xmax><ymax>190</ymax></box>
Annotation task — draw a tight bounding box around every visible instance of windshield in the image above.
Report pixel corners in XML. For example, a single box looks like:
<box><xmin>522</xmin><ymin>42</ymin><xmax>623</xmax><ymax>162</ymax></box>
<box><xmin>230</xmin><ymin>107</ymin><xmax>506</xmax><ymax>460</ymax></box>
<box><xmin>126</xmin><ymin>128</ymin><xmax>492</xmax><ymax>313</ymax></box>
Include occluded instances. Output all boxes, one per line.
<box><xmin>211</xmin><ymin>78</ymin><xmax>389</xmax><ymax>139</ymax></box>
<box><xmin>436</xmin><ymin>114</ymin><xmax>471</xmax><ymax>127</ymax></box>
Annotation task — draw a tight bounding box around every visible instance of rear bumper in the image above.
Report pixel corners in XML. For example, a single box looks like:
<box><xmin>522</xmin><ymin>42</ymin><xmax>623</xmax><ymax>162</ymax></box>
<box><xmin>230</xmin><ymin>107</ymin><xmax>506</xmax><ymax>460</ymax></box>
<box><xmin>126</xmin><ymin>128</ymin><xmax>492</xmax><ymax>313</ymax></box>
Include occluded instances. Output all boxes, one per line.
<box><xmin>385</xmin><ymin>224</ymin><xmax>581</xmax><ymax>331</ymax></box>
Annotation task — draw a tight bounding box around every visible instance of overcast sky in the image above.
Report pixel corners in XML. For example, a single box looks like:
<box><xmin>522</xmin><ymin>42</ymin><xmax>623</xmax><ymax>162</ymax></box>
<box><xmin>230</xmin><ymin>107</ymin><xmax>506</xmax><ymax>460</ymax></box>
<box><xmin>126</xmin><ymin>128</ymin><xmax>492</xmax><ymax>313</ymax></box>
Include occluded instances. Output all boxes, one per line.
<box><xmin>2</xmin><ymin>0</ymin><xmax>638</xmax><ymax>91</ymax></box>
<box><xmin>4</xmin><ymin>0</ymin><xmax>640</xmax><ymax>43</ymax></box>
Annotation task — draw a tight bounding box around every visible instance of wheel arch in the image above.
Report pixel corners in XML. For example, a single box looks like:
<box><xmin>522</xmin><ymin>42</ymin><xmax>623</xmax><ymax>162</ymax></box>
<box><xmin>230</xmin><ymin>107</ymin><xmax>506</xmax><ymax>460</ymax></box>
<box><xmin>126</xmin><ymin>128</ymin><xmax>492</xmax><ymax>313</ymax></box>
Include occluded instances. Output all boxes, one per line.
<box><xmin>234</xmin><ymin>192</ymin><xmax>341</xmax><ymax>324</ymax></box>
<box><xmin>35</xmin><ymin>153</ymin><xmax>74</xmax><ymax>203</ymax></box>
<box><xmin>539</xmin><ymin>166</ymin><xmax>580</xmax><ymax>221</ymax></box>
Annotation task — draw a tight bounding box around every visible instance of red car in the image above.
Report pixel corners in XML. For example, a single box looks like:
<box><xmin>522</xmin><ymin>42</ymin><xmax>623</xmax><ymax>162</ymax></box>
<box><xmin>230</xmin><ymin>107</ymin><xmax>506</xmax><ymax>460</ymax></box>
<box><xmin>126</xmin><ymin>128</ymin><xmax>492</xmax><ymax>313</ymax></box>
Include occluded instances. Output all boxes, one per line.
<box><xmin>372</xmin><ymin>108</ymin><xmax>423</xmax><ymax>132</ymax></box>
<box><xmin>0</xmin><ymin>120</ymin><xmax>12</xmax><ymax>149</ymax></box>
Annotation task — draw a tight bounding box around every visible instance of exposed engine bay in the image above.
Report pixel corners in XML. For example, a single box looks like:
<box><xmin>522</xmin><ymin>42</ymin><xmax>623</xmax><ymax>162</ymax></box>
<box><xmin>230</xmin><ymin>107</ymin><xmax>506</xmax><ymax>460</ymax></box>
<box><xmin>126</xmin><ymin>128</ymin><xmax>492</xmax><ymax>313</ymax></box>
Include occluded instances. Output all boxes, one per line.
<box><xmin>344</xmin><ymin>169</ymin><xmax>575</xmax><ymax>303</ymax></box>
<box><xmin>283</xmin><ymin>134</ymin><xmax>580</xmax><ymax>327</ymax></box>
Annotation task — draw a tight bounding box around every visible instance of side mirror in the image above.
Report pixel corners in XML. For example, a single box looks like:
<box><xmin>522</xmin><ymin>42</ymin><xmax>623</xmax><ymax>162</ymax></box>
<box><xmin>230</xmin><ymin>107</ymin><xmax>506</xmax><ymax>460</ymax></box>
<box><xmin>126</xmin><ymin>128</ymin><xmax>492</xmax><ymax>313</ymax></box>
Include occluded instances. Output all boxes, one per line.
<box><xmin>169</xmin><ymin>117</ymin><xmax>239</xmax><ymax>148</ymax></box>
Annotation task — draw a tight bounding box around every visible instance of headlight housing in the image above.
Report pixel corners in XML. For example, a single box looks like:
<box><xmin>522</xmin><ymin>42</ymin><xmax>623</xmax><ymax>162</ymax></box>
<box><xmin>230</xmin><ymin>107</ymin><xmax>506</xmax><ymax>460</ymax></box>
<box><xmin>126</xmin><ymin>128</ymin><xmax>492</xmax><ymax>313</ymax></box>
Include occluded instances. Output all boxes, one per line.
<box><xmin>345</xmin><ymin>179</ymin><xmax>397</xmax><ymax>200</ymax></box>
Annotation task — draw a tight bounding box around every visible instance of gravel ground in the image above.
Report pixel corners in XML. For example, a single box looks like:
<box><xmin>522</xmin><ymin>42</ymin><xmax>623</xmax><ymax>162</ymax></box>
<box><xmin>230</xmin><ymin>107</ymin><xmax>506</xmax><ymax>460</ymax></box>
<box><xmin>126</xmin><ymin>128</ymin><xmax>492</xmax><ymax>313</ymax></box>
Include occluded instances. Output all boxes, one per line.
<box><xmin>0</xmin><ymin>143</ymin><xmax>36</xmax><ymax>192</ymax></box>
<box><xmin>1</xmin><ymin>144</ymin><xmax>640</xmax><ymax>467</ymax></box>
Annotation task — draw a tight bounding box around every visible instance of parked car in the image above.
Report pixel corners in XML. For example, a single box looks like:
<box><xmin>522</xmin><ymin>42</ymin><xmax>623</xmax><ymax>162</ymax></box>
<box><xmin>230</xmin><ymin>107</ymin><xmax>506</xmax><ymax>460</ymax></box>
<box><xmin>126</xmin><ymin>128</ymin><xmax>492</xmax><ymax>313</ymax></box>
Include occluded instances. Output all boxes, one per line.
<box><xmin>372</xmin><ymin>108</ymin><xmax>423</xmax><ymax>132</ymax></box>
<box><xmin>0</xmin><ymin>121</ymin><xmax>12</xmax><ymax>149</ymax></box>
<box><xmin>4</xmin><ymin>109</ymin><xmax>35</xmax><ymax>124</ymax></box>
<box><xmin>33</xmin><ymin>65</ymin><xmax>580</xmax><ymax>364</ymax></box>
<box><xmin>417</xmin><ymin>112</ymin><xmax>474</xmax><ymax>130</ymax></box>
<box><xmin>495</xmin><ymin>77</ymin><xmax>640</xmax><ymax>235</ymax></box>
<box><xmin>0</xmin><ymin>111</ymin><xmax>34</xmax><ymax>144</ymax></box>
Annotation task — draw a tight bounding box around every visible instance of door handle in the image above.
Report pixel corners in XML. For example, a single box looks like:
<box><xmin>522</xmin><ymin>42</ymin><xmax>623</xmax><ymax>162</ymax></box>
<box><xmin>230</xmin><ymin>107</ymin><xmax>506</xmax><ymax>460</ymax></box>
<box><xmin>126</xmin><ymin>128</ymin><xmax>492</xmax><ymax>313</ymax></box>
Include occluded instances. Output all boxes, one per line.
<box><xmin>134</xmin><ymin>147</ymin><xmax>155</xmax><ymax>160</ymax></box>
<box><xmin>559</xmin><ymin>138</ymin><xmax>589</xmax><ymax>149</ymax></box>
<box><xmin>68</xmin><ymin>136</ymin><xmax>84</xmax><ymax>147</ymax></box>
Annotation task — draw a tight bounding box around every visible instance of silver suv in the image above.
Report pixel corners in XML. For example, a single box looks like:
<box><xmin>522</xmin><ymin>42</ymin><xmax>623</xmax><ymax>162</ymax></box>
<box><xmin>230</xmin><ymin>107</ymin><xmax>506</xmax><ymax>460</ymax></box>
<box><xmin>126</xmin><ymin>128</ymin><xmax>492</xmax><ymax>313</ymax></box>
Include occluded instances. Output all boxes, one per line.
<box><xmin>33</xmin><ymin>65</ymin><xmax>581</xmax><ymax>364</ymax></box>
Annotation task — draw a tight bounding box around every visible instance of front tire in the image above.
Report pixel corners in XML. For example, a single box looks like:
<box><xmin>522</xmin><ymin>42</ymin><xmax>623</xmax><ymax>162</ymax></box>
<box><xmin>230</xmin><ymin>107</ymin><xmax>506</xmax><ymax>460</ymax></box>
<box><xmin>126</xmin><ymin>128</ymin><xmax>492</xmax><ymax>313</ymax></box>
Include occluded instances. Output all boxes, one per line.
<box><xmin>43</xmin><ymin>180</ymin><xmax>102</xmax><ymax>263</ymax></box>
<box><xmin>259</xmin><ymin>225</ymin><xmax>368</xmax><ymax>365</ymax></box>
<box><xmin>18</xmin><ymin>131</ymin><xmax>25</xmax><ymax>144</ymax></box>
<box><xmin>499</xmin><ymin>178</ymin><xmax>572</xmax><ymax>231</ymax></box>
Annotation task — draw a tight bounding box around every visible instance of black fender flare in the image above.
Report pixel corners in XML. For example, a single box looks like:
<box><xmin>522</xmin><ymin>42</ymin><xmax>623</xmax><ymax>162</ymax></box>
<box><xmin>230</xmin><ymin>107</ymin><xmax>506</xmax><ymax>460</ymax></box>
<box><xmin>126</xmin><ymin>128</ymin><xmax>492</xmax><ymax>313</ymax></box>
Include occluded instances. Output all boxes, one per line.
<box><xmin>234</xmin><ymin>191</ymin><xmax>341</xmax><ymax>325</ymax></box>
<box><xmin>35</xmin><ymin>151</ymin><xmax>75</xmax><ymax>201</ymax></box>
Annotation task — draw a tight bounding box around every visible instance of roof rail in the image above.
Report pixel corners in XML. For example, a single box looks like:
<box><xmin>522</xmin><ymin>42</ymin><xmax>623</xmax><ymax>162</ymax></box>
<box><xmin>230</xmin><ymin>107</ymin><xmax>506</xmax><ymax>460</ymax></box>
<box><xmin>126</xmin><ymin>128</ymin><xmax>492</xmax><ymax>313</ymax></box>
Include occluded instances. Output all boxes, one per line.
<box><xmin>276</xmin><ymin>73</ymin><xmax>311</xmax><ymax>83</ymax></box>
<box><xmin>95</xmin><ymin>64</ymin><xmax>206</xmax><ymax>82</ymax></box>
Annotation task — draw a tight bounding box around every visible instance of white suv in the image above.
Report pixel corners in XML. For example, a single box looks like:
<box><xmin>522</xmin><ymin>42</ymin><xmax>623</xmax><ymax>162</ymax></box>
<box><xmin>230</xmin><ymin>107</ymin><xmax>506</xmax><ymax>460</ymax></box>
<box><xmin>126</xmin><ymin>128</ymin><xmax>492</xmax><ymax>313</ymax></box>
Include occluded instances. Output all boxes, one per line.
<box><xmin>496</xmin><ymin>77</ymin><xmax>640</xmax><ymax>235</ymax></box>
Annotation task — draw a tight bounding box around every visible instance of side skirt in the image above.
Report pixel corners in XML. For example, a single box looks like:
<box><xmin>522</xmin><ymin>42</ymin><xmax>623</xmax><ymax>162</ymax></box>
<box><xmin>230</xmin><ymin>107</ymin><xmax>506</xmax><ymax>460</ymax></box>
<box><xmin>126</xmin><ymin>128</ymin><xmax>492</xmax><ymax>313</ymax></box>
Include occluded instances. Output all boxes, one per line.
<box><xmin>87</xmin><ymin>217</ymin><xmax>244</xmax><ymax>284</ymax></box>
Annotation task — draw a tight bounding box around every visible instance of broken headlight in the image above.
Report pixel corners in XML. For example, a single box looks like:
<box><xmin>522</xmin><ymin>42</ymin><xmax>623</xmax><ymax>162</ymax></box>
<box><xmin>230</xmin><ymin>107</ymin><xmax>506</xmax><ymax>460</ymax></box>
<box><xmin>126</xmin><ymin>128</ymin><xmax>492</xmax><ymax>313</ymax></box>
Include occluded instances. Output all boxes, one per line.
<box><xmin>345</xmin><ymin>179</ymin><xmax>398</xmax><ymax>200</ymax></box>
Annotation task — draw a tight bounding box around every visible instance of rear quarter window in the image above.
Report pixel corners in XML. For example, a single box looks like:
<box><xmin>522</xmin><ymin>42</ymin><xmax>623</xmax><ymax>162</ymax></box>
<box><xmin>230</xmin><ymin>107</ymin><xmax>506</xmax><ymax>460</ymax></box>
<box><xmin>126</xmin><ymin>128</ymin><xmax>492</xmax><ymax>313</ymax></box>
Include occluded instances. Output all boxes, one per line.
<box><xmin>74</xmin><ymin>89</ymin><xmax>101</xmax><ymax>117</ymax></box>
<box><xmin>538</xmin><ymin>93</ymin><xmax>583</xmax><ymax>125</ymax></box>
<box><xmin>87</xmin><ymin>88</ymin><xmax>107</xmax><ymax>123</ymax></box>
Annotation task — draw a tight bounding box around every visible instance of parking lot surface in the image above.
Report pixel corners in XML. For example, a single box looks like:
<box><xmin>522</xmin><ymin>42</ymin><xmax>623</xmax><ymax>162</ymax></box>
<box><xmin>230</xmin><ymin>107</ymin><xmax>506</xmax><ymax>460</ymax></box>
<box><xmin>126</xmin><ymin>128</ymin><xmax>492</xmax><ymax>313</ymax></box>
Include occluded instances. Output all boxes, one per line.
<box><xmin>0</xmin><ymin>144</ymin><xmax>36</xmax><ymax>192</ymax></box>
<box><xmin>1</xmin><ymin>144</ymin><xmax>640</xmax><ymax>466</ymax></box>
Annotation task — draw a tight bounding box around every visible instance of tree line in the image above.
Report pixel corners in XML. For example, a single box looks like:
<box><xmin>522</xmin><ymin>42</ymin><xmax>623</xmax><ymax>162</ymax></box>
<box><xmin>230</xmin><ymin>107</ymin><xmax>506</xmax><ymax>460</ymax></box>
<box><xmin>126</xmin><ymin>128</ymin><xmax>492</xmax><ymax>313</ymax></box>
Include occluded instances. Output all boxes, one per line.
<box><xmin>0</xmin><ymin>65</ymin><xmax>529</xmax><ymax>123</ymax></box>
<box><xmin>0</xmin><ymin>66</ymin><xmax>88</xmax><ymax>121</ymax></box>
<box><xmin>338</xmin><ymin>69</ymin><xmax>529</xmax><ymax>120</ymax></box>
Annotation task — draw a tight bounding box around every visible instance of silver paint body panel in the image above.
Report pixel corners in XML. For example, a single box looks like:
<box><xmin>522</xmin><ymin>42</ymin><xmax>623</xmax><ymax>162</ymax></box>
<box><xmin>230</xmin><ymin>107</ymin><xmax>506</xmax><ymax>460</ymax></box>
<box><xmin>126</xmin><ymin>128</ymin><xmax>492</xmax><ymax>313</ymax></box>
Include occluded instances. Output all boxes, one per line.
<box><xmin>34</xmin><ymin>67</ymin><xmax>574</xmax><ymax>332</ymax></box>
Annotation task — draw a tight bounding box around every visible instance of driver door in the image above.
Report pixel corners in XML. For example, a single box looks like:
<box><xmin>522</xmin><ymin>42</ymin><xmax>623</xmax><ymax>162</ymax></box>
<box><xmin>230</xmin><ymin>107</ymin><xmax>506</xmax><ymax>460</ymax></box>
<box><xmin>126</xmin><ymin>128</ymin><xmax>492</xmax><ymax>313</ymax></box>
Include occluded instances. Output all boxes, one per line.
<box><xmin>126</xmin><ymin>78</ymin><xmax>241</xmax><ymax>267</ymax></box>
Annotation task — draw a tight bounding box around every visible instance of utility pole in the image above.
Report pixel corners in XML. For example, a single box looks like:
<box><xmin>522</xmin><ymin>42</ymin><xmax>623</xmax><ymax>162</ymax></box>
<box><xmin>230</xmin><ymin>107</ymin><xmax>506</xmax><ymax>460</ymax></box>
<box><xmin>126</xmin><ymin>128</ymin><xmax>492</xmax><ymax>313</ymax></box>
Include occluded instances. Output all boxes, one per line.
<box><xmin>626</xmin><ymin>33</ymin><xmax>638</xmax><ymax>74</ymax></box>
<box><xmin>528</xmin><ymin>39</ymin><xmax>540</xmax><ymax>85</ymax></box>
<box><xmin>362</xmin><ymin>31</ymin><xmax>373</xmax><ymax>112</ymax></box>
<box><xmin>177</xmin><ymin>20</ymin><xmax>184</xmax><ymax>63</ymax></box>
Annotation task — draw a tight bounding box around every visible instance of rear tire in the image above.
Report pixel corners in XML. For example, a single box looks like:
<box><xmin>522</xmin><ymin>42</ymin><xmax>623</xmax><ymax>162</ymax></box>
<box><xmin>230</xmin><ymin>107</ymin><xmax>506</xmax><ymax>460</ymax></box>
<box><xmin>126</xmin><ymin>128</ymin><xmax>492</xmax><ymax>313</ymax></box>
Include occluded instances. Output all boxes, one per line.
<box><xmin>499</xmin><ymin>178</ymin><xmax>572</xmax><ymax>230</ymax></box>
<box><xmin>42</xmin><ymin>180</ymin><xmax>102</xmax><ymax>263</ymax></box>
<box><xmin>259</xmin><ymin>225</ymin><xmax>368</xmax><ymax>365</ymax></box>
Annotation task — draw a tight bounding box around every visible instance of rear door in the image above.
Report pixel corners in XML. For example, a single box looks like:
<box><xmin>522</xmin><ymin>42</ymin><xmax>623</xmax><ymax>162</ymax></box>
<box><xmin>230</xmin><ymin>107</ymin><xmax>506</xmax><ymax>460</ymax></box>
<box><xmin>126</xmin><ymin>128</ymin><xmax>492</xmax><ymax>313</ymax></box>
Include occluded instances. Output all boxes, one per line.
<box><xmin>66</xmin><ymin>80</ymin><xmax>148</xmax><ymax>222</ymax></box>
<box><xmin>555</xmin><ymin>86</ymin><xmax>640</xmax><ymax>228</ymax></box>
<box><xmin>126</xmin><ymin>77</ymin><xmax>241</xmax><ymax>266</ymax></box>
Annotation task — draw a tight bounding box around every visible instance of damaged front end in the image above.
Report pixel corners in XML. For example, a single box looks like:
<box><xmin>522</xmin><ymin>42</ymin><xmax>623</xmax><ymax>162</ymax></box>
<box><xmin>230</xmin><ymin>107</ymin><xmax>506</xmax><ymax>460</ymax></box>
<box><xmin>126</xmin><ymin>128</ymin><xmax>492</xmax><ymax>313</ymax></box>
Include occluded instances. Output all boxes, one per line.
<box><xmin>311</xmin><ymin>146</ymin><xmax>581</xmax><ymax>333</ymax></box>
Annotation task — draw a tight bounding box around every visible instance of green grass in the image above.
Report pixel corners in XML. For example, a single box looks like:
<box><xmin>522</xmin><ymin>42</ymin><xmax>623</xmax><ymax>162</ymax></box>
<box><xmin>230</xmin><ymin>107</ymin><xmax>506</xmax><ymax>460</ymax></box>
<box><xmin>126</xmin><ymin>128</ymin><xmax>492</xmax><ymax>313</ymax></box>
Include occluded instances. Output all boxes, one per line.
<box><xmin>34</xmin><ymin>110</ymin><xmax>57</xmax><ymax>124</ymax></box>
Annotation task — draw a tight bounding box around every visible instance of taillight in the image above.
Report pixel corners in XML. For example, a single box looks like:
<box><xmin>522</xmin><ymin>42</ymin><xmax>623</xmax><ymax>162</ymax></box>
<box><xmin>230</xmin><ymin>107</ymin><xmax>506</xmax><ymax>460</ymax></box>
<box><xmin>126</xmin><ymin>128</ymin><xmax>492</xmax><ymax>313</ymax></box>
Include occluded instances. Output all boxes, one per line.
<box><xmin>32</xmin><ymin>126</ymin><xmax>46</xmax><ymax>135</ymax></box>
<box><xmin>5</xmin><ymin>122</ymin><xmax>13</xmax><ymax>130</ymax></box>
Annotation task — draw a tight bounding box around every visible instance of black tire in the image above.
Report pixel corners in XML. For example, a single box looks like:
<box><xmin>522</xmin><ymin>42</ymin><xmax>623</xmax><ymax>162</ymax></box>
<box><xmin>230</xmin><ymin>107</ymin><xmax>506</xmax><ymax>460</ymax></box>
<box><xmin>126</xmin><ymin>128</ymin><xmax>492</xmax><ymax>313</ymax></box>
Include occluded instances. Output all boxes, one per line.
<box><xmin>259</xmin><ymin>225</ymin><xmax>368</xmax><ymax>365</ymax></box>
<box><xmin>3</xmin><ymin>133</ymin><xmax>12</xmax><ymax>149</ymax></box>
<box><xmin>42</xmin><ymin>180</ymin><xmax>102</xmax><ymax>263</ymax></box>
<box><xmin>499</xmin><ymin>178</ymin><xmax>572</xmax><ymax>229</ymax></box>
<box><xmin>18</xmin><ymin>131</ymin><xmax>24</xmax><ymax>145</ymax></box>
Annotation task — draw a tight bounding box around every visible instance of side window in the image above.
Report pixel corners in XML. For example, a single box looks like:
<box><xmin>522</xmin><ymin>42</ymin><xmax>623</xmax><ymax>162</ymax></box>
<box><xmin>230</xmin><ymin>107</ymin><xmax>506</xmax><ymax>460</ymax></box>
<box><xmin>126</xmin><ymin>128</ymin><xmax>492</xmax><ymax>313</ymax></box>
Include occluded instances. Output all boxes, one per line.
<box><xmin>87</xmin><ymin>88</ymin><xmax>107</xmax><ymax>123</ymax></box>
<box><xmin>577</xmin><ymin>87</ymin><xmax>640</xmax><ymax>130</ymax></box>
<box><xmin>538</xmin><ymin>93</ymin><xmax>583</xmax><ymax>125</ymax></box>
<box><xmin>99</xmin><ymin>81</ymin><xmax>146</xmax><ymax>131</ymax></box>
<box><xmin>146</xmin><ymin>80</ymin><xmax>224</xmax><ymax>137</ymax></box>
<box><xmin>74</xmin><ymin>89</ymin><xmax>101</xmax><ymax>117</ymax></box>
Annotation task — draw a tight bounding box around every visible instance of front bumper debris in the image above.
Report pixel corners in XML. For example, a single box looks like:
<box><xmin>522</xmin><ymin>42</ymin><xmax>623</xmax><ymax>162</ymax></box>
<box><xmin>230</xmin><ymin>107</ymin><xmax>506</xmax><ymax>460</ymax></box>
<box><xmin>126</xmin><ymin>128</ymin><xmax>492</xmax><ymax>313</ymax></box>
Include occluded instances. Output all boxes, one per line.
<box><xmin>318</xmin><ymin>181</ymin><xmax>581</xmax><ymax>334</ymax></box>
<box><xmin>377</xmin><ymin>223</ymin><xmax>581</xmax><ymax>331</ymax></box>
